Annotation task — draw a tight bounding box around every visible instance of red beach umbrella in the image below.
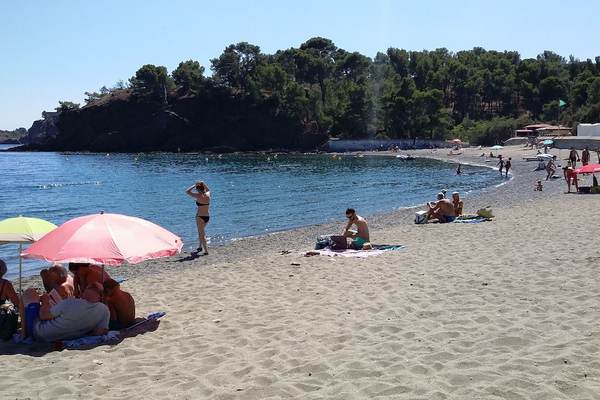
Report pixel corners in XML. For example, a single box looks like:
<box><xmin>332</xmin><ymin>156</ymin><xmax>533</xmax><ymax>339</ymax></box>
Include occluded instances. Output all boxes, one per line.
<box><xmin>21</xmin><ymin>212</ymin><xmax>182</xmax><ymax>266</ymax></box>
<box><xmin>452</xmin><ymin>138</ymin><xmax>462</xmax><ymax>143</ymax></box>
<box><xmin>574</xmin><ymin>164</ymin><xmax>600</xmax><ymax>174</ymax></box>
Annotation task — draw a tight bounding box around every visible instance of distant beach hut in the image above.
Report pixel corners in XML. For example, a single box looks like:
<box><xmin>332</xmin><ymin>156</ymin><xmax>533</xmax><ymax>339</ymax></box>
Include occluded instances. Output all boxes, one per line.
<box><xmin>0</xmin><ymin>216</ymin><xmax>57</xmax><ymax>293</ymax></box>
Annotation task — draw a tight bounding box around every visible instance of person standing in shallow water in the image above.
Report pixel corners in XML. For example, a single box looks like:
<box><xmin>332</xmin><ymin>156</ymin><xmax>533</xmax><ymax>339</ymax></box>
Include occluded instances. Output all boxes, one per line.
<box><xmin>186</xmin><ymin>181</ymin><xmax>211</xmax><ymax>255</ymax></box>
<box><xmin>504</xmin><ymin>157</ymin><xmax>512</xmax><ymax>178</ymax></box>
<box><xmin>496</xmin><ymin>155</ymin><xmax>504</xmax><ymax>176</ymax></box>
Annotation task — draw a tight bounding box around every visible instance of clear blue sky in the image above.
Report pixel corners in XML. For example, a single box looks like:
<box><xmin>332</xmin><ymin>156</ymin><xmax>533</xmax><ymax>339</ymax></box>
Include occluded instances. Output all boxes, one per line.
<box><xmin>1</xmin><ymin>0</ymin><xmax>598</xmax><ymax>130</ymax></box>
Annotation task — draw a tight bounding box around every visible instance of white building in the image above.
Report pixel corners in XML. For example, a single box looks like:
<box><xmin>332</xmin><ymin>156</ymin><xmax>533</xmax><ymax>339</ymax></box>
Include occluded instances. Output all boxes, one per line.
<box><xmin>577</xmin><ymin>123</ymin><xmax>600</xmax><ymax>137</ymax></box>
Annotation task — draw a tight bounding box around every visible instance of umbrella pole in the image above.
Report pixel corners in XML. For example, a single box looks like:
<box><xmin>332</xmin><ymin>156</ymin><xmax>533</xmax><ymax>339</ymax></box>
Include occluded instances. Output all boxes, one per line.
<box><xmin>18</xmin><ymin>243</ymin><xmax>22</xmax><ymax>294</ymax></box>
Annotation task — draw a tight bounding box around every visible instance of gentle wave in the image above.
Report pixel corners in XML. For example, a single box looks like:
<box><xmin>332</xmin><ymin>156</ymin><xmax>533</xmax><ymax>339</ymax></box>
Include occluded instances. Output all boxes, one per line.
<box><xmin>37</xmin><ymin>181</ymin><xmax>102</xmax><ymax>189</ymax></box>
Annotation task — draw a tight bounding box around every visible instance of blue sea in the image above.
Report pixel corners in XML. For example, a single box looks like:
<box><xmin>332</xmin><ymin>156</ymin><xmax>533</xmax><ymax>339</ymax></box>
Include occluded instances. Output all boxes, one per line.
<box><xmin>0</xmin><ymin>145</ymin><xmax>501</xmax><ymax>278</ymax></box>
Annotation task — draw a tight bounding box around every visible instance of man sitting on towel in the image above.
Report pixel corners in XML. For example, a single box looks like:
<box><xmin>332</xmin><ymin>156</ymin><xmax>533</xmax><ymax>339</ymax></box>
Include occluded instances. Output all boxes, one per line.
<box><xmin>427</xmin><ymin>193</ymin><xmax>456</xmax><ymax>223</ymax></box>
<box><xmin>22</xmin><ymin>282</ymin><xmax>110</xmax><ymax>342</ymax></box>
<box><xmin>451</xmin><ymin>192</ymin><xmax>463</xmax><ymax>216</ymax></box>
<box><xmin>342</xmin><ymin>208</ymin><xmax>370</xmax><ymax>249</ymax></box>
<box><xmin>103</xmin><ymin>279</ymin><xmax>136</xmax><ymax>330</ymax></box>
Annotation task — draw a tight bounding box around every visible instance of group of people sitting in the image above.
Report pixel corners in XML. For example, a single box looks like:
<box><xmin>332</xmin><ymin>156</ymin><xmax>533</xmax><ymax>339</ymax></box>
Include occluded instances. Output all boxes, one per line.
<box><xmin>336</xmin><ymin>192</ymin><xmax>464</xmax><ymax>251</ymax></box>
<box><xmin>425</xmin><ymin>190</ymin><xmax>463</xmax><ymax>223</ymax></box>
<box><xmin>0</xmin><ymin>259</ymin><xmax>135</xmax><ymax>342</ymax></box>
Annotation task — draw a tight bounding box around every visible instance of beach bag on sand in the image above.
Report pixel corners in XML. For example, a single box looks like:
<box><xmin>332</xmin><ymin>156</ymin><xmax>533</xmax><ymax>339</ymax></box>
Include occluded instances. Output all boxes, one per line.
<box><xmin>476</xmin><ymin>208</ymin><xmax>494</xmax><ymax>219</ymax></box>
<box><xmin>315</xmin><ymin>235</ymin><xmax>333</xmax><ymax>250</ymax></box>
<box><xmin>414</xmin><ymin>210</ymin><xmax>428</xmax><ymax>224</ymax></box>
<box><xmin>330</xmin><ymin>235</ymin><xmax>348</xmax><ymax>250</ymax></box>
<box><xmin>0</xmin><ymin>301</ymin><xmax>18</xmax><ymax>341</ymax></box>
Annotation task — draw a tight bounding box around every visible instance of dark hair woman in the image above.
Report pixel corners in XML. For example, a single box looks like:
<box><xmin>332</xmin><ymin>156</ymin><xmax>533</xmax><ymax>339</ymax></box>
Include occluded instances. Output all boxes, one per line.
<box><xmin>186</xmin><ymin>181</ymin><xmax>211</xmax><ymax>255</ymax></box>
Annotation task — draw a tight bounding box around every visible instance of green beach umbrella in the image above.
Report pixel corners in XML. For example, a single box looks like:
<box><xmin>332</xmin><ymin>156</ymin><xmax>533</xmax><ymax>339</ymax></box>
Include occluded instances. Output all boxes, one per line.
<box><xmin>0</xmin><ymin>216</ymin><xmax>57</xmax><ymax>293</ymax></box>
<box><xmin>559</xmin><ymin>99</ymin><xmax>567</xmax><ymax>108</ymax></box>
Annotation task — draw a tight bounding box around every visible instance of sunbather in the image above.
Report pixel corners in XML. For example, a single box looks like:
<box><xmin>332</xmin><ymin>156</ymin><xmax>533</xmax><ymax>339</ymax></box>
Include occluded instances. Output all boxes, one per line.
<box><xmin>0</xmin><ymin>259</ymin><xmax>19</xmax><ymax>307</ymax></box>
<box><xmin>566</xmin><ymin>167</ymin><xmax>579</xmax><ymax>193</ymax></box>
<box><xmin>68</xmin><ymin>263</ymin><xmax>111</xmax><ymax>297</ymax></box>
<box><xmin>103</xmin><ymin>279</ymin><xmax>135</xmax><ymax>330</ymax></box>
<box><xmin>186</xmin><ymin>181</ymin><xmax>211</xmax><ymax>255</ymax></box>
<box><xmin>452</xmin><ymin>192</ymin><xmax>463</xmax><ymax>216</ymax></box>
<box><xmin>22</xmin><ymin>283</ymin><xmax>109</xmax><ymax>341</ymax></box>
<box><xmin>545</xmin><ymin>157</ymin><xmax>556</xmax><ymax>180</ymax></box>
<box><xmin>342</xmin><ymin>208</ymin><xmax>370</xmax><ymax>249</ymax></box>
<box><xmin>40</xmin><ymin>264</ymin><xmax>74</xmax><ymax>306</ymax></box>
<box><xmin>427</xmin><ymin>193</ymin><xmax>456</xmax><ymax>223</ymax></box>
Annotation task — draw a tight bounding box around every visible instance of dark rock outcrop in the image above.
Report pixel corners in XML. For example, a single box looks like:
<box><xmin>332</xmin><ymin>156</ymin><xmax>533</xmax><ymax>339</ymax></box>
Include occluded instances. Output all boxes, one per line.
<box><xmin>18</xmin><ymin>90</ymin><xmax>328</xmax><ymax>153</ymax></box>
<box><xmin>21</xmin><ymin>112</ymin><xmax>60</xmax><ymax>145</ymax></box>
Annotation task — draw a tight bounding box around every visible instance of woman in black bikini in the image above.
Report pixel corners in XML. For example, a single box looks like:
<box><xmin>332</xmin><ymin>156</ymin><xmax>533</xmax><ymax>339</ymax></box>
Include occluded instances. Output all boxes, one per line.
<box><xmin>186</xmin><ymin>181</ymin><xmax>210</xmax><ymax>255</ymax></box>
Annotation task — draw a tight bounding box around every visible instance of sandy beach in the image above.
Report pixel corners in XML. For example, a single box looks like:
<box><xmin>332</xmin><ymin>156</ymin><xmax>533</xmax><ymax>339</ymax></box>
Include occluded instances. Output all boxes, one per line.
<box><xmin>2</xmin><ymin>145</ymin><xmax>600</xmax><ymax>399</ymax></box>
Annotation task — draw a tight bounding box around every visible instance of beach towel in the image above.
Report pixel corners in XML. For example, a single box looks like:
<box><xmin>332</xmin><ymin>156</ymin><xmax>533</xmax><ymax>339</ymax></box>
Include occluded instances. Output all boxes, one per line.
<box><xmin>61</xmin><ymin>312</ymin><xmax>166</xmax><ymax>350</ymax></box>
<box><xmin>453</xmin><ymin>214</ymin><xmax>493</xmax><ymax>224</ymax></box>
<box><xmin>11</xmin><ymin>312</ymin><xmax>166</xmax><ymax>350</ymax></box>
<box><xmin>305</xmin><ymin>245</ymin><xmax>404</xmax><ymax>258</ymax></box>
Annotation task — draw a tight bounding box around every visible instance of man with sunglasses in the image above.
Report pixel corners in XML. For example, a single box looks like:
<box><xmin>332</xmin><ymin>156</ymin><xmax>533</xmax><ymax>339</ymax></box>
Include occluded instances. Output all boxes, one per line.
<box><xmin>342</xmin><ymin>208</ymin><xmax>370</xmax><ymax>249</ymax></box>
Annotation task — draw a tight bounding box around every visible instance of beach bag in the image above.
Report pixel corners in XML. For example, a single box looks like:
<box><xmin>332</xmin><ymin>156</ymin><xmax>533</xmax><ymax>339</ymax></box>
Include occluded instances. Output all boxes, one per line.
<box><xmin>330</xmin><ymin>235</ymin><xmax>348</xmax><ymax>250</ymax></box>
<box><xmin>315</xmin><ymin>235</ymin><xmax>333</xmax><ymax>250</ymax></box>
<box><xmin>0</xmin><ymin>301</ymin><xmax>18</xmax><ymax>341</ymax></box>
<box><xmin>414</xmin><ymin>210</ymin><xmax>428</xmax><ymax>224</ymax></box>
<box><xmin>476</xmin><ymin>208</ymin><xmax>494</xmax><ymax>219</ymax></box>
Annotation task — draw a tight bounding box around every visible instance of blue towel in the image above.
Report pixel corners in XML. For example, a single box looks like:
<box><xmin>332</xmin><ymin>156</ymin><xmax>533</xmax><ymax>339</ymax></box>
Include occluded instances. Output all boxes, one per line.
<box><xmin>453</xmin><ymin>217</ymin><xmax>491</xmax><ymax>224</ymax></box>
<box><xmin>62</xmin><ymin>331</ymin><xmax>120</xmax><ymax>349</ymax></box>
<box><xmin>372</xmin><ymin>245</ymin><xmax>405</xmax><ymax>251</ymax></box>
<box><xmin>61</xmin><ymin>312</ymin><xmax>166</xmax><ymax>350</ymax></box>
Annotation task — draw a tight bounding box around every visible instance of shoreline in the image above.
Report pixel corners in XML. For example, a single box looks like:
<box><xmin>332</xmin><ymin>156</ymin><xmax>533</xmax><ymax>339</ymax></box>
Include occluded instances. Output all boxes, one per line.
<box><xmin>4</xmin><ymin>144</ymin><xmax>600</xmax><ymax>399</ymax></box>
<box><xmin>13</xmin><ymin>149</ymin><xmax>506</xmax><ymax>285</ymax></box>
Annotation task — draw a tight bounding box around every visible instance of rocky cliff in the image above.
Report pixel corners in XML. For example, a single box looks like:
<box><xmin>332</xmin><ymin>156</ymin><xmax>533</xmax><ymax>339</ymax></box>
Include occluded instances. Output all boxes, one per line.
<box><xmin>20</xmin><ymin>111</ymin><xmax>60</xmax><ymax>145</ymax></box>
<box><xmin>18</xmin><ymin>91</ymin><xmax>328</xmax><ymax>152</ymax></box>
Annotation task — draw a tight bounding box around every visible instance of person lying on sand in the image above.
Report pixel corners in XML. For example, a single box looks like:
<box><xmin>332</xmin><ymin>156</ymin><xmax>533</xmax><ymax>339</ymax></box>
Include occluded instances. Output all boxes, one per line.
<box><xmin>342</xmin><ymin>208</ymin><xmax>370</xmax><ymax>249</ymax></box>
<box><xmin>103</xmin><ymin>279</ymin><xmax>135</xmax><ymax>330</ymax></box>
<box><xmin>21</xmin><ymin>283</ymin><xmax>109</xmax><ymax>341</ymax></box>
<box><xmin>68</xmin><ymin>263</ymin><xmax>111</xmax><ymax>298</ymax></box>
<box><xmin>427</xmin><ymin>193</ymin><xmax>456</xmax><ymax>223</ymax></box>
<box><xmin>40</xmin><ymin>264</ymin><xmax>74</xmax><ymax>306</ymax></box>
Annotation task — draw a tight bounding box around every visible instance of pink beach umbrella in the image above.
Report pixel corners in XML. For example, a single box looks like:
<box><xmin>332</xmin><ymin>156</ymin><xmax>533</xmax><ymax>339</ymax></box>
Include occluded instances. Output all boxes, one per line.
<box><xmin>574</xmin><ymin>163</ymin><xmax>600</xmax><ymax>174</ymax></box>
<box><xmin>21</xmin><ymin>212</ymin><xmax>182</xmax><ymax>266</ymax></box>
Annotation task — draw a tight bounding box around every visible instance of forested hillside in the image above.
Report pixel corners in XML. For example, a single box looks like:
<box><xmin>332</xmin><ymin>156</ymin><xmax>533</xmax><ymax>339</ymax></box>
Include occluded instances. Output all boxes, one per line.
<box><xmin>32</xmin><ymin>37</ymin><xmax>600</xmax><ymax>151</ymax></box>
